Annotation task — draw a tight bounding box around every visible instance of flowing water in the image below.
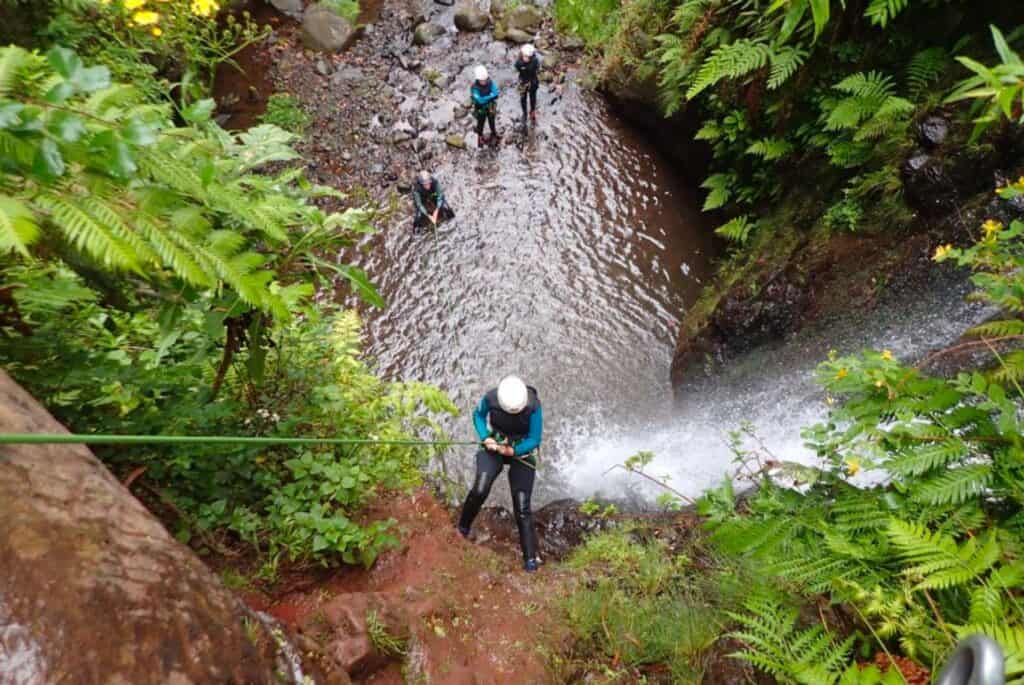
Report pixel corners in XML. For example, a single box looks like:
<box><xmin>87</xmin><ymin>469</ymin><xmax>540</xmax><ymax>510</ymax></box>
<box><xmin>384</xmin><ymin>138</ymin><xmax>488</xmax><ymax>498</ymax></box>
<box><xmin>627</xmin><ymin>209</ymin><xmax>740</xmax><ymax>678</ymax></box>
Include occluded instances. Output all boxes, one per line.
<box><xmin>340</xmin><ymin>19</ymin><xmax>991</xmax><ymax>507</ymax></box>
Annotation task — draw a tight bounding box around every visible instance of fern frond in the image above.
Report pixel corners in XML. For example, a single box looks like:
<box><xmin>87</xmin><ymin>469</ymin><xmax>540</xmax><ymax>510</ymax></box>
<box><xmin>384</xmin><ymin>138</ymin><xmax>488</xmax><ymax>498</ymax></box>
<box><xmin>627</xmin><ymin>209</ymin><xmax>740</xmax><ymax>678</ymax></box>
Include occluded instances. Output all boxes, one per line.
<box><xmin>912</xmin><ymin>464</ymin><xmax>994</xmax><ymax>506</ymax></box>
<box><xmin>0</xmin><ymin>196</ymin><xmax>41</xmax><ymax>256</ymax></box>
<box><xmin>701</xmin><ymin>173</ymin><xmax>734</xmax><ymax>211</ymax></box>
<box><xmin>35</xmin><ymin>192</ymin><xmax>141</xmax><ymax>272</ymax></box>
<box><xmin>968</xmin><ymin>583</ymin><xmax>1006</xmax><ymax>624</ymax></box>
<box><xmin>907</xmin><ymin>47</ymin><xmax>950</xmax><ymax>97</ymax></box>
<box><xmin>0</xmin><ymin>46</ymin><xmax>39</xmax><ymax>98</ymax></box>
<box><xmin>746</xmin><ymin>138</ymin><xmax>793</xmax><ymax>160</ymax></box>
<box><xmin>967</xmin><ymin>318</ymin><xmax>1024</xmax><ymax>338</ymax></box>
<box><xmin>715</xmin><ymin>215</ymin><xmax>756</xmax><ymax>244</ymax></box>
<box><xmin>886</xmin><ymin>440</ymin><xmax>970</xmax><ymax>477</ymax></box>
<box><xmin>768</xmin><ymin>46</ymin><xmax>808</xmax><ymax>90</ymax></box>
<box><xmin>865</xmin><ymin>0</ymin><xmax>910</xmax><ymax>28</ymax></box>
<box><xmin>687</xmin><ymin>40</ymin><xmax>773</xmax><ymax>99</ymax></box>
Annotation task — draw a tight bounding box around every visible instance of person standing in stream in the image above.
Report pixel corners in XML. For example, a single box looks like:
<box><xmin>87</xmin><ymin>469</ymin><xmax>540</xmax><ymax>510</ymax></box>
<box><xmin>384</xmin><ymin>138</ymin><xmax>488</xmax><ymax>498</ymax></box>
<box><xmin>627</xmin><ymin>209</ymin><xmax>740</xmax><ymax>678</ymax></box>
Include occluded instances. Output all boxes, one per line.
<box><xmin>457</xmin><ymin>376</ymin><xmax>543</xmax><ymax>572</ymax></box>
<box><xmin>514</xmin><ymin>44</ymin><xmax>541</xmax><ymax>125</ymax></box>
<box><xmin>470</xmin><ymin>65</ymin><xmax>500</xmax><ymax>147</ymax></box>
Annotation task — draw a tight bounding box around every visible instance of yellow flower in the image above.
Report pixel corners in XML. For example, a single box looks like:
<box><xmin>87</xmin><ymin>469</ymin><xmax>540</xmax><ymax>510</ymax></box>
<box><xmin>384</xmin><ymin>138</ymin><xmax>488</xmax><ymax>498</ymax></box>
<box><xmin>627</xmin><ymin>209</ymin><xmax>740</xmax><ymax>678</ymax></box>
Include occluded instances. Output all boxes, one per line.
<box><xmin>825</xmin><ymin>394</ymin><xmax>835</xmax><ymax>406</ymax></box>
<box><xmin>933</xmin><ymin>244</ymin><xmax>953</xmax><ymax>261</ymax></box>
<box><xmin>124</xmin><ymin>0</ymin><xmax>146</xmax><ymax>9</ymax></box>
<box><xmin>983</xmin><ymin>219</ymin><xmax>1003</xmax><ymax>238</ymax></box>
<box><xmin>881</xmin><ymin>350</ymin><xmax>893</xmax><ymax>361</ymax></box>
<box><xmin>844</xmin><ymin>458</ymin><xmax>861</xmax><ymax>476</ymax></box>
<box><xmin>1017</xmin><ymin>175</ymin><xmax>1024</xmax><ymax>186</ymax></box>
<box><xmin>835</xmin><ymin>368</ymin><xmax>848</xmax><ymax>381</ymax></box>
<box><xmin>875</xmin><ymin>379</ymin><xmax>884</xmax><ymax>388</ymax></box>
<box><xmin>151</xmin><ymin>26</ymin><xmax>162</xmax><ymax>36</ymax></box>
<box><xmin>190</xmin><ymin>0</ymin><xmax>220</xmax><ymax>17</ymax></box>
<box><xmin>132</xmin><ymin>9</ymin><xmax>160</xmax><ymax>24</ymax></box>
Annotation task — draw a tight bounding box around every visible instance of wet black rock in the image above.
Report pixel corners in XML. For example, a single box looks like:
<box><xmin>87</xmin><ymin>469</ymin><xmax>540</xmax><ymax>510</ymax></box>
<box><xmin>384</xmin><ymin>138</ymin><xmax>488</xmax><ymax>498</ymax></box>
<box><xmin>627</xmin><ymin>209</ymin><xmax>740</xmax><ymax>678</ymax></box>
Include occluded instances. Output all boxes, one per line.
<box><xmin>454</xmin><ymin>4</ymin><xmax>490</xmax><ymax>32</ymax></box>
<box><xmin>472</xmin><ymin>499</ymin><xmax>615</xmax><ymax>561</ymax></box>
<box><xmin>413</xmin><ymin>21</ymin><xmax>447</xmax><ymax>46</ymax></box>
<box><xmin>918</xmin><ymin>116</ymin><xmax>949</xmax><ymax>149</ymax></box>
<box><xmin>302</xmin><ymin>4</ymin><xmax>356</xmax><ymax>52</ymax></box>
<box><xmin>711</xmin><ymin>270</ymin><xmax>809</xmax><ymax>352</ymax></box>
<box><xmin>902</xmin><ymin>151</ymin><xmax>957</xmax><ymax>216</ymax></box>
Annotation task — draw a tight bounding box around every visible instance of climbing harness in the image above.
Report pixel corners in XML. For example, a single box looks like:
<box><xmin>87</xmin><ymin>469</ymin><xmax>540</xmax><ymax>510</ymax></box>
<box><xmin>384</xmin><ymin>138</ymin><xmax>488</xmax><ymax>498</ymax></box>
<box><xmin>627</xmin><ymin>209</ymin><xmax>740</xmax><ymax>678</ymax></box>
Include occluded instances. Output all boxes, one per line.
<box><xmin>0</xmin><ymin>433</ymin><xmax>538</xmax><ymax>469</ymax></box>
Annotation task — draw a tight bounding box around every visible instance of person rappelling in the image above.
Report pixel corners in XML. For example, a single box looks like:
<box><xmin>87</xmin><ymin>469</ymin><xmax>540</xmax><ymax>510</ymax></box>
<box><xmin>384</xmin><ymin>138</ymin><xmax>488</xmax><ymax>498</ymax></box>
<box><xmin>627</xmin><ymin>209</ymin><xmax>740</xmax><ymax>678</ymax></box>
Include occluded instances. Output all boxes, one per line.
<box><xmin>457</xmin><ymin>376</ymin><xmax>543</xmax><ymax>572</ymax></box>
<box><xmin>411</xmin><ymin>170</ymin><xmax>454</xmax><ymax>231</ymax></box>
<box><xmin>514</xmin><ymin>44</ymin><xmax>541</xmax><ymax>126</ymax></box>
<box><xmin>470</xmin><ymin>65</ymin><xmax>500</xmax><ymax>148</ymax></box>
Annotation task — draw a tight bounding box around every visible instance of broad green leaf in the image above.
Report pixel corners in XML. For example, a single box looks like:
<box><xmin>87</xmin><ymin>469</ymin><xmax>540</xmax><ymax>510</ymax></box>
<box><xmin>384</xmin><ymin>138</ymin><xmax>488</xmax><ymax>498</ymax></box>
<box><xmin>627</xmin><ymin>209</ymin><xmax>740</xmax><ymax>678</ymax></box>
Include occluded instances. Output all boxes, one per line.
<box><xmin>121</xmin><ymin>118</ymin><xmax>157</xmax><ymax>146</ymax></box>
<box><xmin>0</xmin><ymin>102</ymin><xmax>24</xmax><ymax>128</ymax></box>
<box><xmin>44</xmin><ymin>81</ymin><xmax>75</xmax><ymax>105</ymax></box>
<box><xmin>33</xmin><ymin>138</ymin><xmax>65</xmax><ymax>178</ymax></box>
<box><xmin>47</xmin><ymin>111</ymin><xmax>87</xmax><ymax>142</ymax></box>
<box><xmin>46</xmin><ymin>46</ymin><xmax>82</xmax><ymax>80</ymax></box>
<box><xmin>182</xmin><ymin>98</ymin><xmax>215</xmax><ymax>123</ymax></box>
<box><xmin>809</xmin><ymin>0</ymin><xmax>830</xmax><ymax>39</ymax></box>
<box><xmin>74</xmin><ymin>65</ymin><xmax>110</xmax><ymax>93</ymax></box>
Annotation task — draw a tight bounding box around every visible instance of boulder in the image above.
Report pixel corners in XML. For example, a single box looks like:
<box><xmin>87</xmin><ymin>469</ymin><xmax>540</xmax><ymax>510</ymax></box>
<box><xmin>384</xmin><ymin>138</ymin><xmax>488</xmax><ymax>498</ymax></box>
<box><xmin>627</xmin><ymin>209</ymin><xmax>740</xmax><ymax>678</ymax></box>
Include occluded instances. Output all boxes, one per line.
<box><xmin>269</xmin><ymin>0</ymin><xmax>304</xmax><ymax>18</ymax></box>
<box><xmin>302</xmin><ymin>4</ymin><xmax>357</xmax><ymax>52</ymax></box>
<box><xmin>505</xmin><ymin>3</ymin><xmax>544</xmax><ymax>31</ymax></box>
<box><xmin>446</xmin><ymin>133</ymin><xmax>467</xmax><ymax>149</ymax></box>
<box><xmin>918</xmin><ymin>115</ymin><xmax>949</xmax><ymax>149</ymax></box>
<box><xmin>301</xmin><ymin>591</ymin><xmax>436</xmax><ymax>678</ymax></box>
<box><xmin>331</xmin><ymin>65</ymin><xmax>365</xmax><ymax>86</ymax></box>
<box><xmin>454</xmin><ymin>3</ymin><xmax>490</xmax><ymax>32</ymax></box>
<box><xmin>391</xmin><ymin>120</ymin><xmax>417</xmax><ymax>143</ymax></box>
<box><xmin>504</xmin><ymin>27</ymin><xmax>534</xmax><ymax>44</ymax></box>
<box><xmin>902</xmin><ymin>151</ymin><xmax>957</xmax><ymax>216</ymax></box>
<box><xmin>0</xmin><ymin>371</ymin><xmax>288</xmax><ymax>684</ymax></box>
<box><xmin>489</xmin><ymin>0</ymin><xmax>506</xmax><ymax>19</ymax></box>
<box><xmin>413</xmin><ymin>21</ymin><xmax>446</xmax><ymax>46</ymax></box>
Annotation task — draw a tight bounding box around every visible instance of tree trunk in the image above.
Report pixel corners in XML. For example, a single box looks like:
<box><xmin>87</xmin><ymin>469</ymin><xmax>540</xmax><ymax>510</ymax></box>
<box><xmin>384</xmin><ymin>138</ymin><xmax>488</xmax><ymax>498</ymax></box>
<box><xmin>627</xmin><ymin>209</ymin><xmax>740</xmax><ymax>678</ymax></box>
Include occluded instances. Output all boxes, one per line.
<box><xmin>0</xmin><ymin>370</ymin><xmax>286</xmax><ymax>684</ymax></box>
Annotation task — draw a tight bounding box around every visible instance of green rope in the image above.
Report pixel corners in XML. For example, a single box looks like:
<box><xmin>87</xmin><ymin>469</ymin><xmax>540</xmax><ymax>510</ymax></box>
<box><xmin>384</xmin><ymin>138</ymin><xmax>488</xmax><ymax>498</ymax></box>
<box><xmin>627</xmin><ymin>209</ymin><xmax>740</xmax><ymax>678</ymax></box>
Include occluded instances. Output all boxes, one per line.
<box><xmin>0</xmin><ymin>434</ymin><xmax>478</xmax><ymax>447</ymax></box>
<box><xmin>0</xmin><ymin>433</ymin><xmax>539</xmax><ymax>469</ymax></box>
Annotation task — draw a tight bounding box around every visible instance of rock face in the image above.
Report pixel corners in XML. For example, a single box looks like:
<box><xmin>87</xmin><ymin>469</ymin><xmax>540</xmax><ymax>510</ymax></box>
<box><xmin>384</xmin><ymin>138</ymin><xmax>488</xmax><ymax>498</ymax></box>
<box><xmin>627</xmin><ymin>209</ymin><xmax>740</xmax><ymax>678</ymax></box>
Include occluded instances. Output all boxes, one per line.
<box><xmin>504</xmin><ymin>27</ymin><xmax>534</xmax><ymax>44</ymax></box>
<box><xmin>454</xmin><ymin>3</ymin><xmax>490</xmax><ymax>32</ymax></box>
<box><xmin>0</xmin><ymin>371</ymin><xmax>285</xmax><ymax>684</ymax></box>
<box><xmin>413</xmin><ymin>21</ymin><xmax>446</xmax><ymax>46</ymax></box>
<box><xmin>302</xmin><ymin>4</ymin><xmax>357</xmax><ymax>52</ymax></box>
<box><xmin>472</xmin><ymin>498</ymin><xmax>616</xmax><ymax>561</ymax></box>
<box><xmin>269</xmin><ymin>0</ymin><xmax>304</xmax><ymax>19</ymax></box>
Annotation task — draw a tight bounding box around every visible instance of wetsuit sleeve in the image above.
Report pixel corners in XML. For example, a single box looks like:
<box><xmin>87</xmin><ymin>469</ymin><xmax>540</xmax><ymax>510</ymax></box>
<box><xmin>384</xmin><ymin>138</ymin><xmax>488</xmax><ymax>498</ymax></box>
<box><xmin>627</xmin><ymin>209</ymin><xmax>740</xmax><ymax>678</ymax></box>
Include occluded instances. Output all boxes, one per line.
<box><xmin>434</xmin><ymin>181</ymin><xmax>447</xmax><ymax>208</ymax></box>
<box><xmin>513</xmin><ymin>405</ymin><xmax>542</xmax><ymax>456</ymax></box>
<box><xmin>471</xmin><ymin>86</ymin><xmax>486</xmax><ymax>106</ymax></box>
<box><xmin>490</xmin><ymin>81</ymin><xmax>500</xmax><ymax>100</ymax></box>
<box><xmin>473</xmin><ymin>394</ymin><xmax>491</xmax><ymax>441</ymax></box>
<box><xmin>412</xmin><ymin>187</ymin><xmax>426</xmax><ymax>214</ymax></box>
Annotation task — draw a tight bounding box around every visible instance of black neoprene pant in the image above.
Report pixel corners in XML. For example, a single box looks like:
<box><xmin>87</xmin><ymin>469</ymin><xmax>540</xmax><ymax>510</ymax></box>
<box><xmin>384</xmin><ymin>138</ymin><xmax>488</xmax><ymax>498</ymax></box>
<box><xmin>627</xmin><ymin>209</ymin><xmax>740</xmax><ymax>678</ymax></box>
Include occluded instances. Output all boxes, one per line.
<box><xmin>519</xmin><ymin>80</ymin><xmax>538</xmax><ymax>118</ymax></box>
<box><xmin>474</xmin><ymin>108</ymin><xmax>497</xmax><ymax>137</ymax></box>
<box><xmin>458</xmin><ymin>448</ymin><xmax>538</xmax><ymax>563</ymax></box>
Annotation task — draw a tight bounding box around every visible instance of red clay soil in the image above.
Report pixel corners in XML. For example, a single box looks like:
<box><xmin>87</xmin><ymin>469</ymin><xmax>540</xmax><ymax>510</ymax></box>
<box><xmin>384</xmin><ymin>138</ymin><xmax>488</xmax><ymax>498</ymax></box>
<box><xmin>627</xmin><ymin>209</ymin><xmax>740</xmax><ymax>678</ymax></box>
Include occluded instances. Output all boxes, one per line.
<box><xmin>243</xmin><ymin>489</ymin><xmax>570</xmax><ymax>684</ymax></box>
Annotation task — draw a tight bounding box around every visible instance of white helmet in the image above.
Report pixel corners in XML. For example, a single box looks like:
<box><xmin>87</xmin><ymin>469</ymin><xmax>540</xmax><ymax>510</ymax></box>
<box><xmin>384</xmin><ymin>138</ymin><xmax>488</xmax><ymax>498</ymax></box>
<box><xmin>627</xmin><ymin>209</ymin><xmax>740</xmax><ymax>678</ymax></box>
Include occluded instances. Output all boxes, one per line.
<box><xmin>418</xmin><ymin>170</ymin><xmax>431</xmax><ymax>186</ymax></box>
<box><xmin>497</xmin><ymin>376</ymin><xmax>528</xmax><ymax>414</ymax></box>
<box><xmin>521</xmin><ymin>44</ymin><xmax>535</xmax><ymax>58</ymax></box>
<box><xmin>474</xmin><ymin>65</ymin><xmax>488</xmax><ymax>81</ymax></box>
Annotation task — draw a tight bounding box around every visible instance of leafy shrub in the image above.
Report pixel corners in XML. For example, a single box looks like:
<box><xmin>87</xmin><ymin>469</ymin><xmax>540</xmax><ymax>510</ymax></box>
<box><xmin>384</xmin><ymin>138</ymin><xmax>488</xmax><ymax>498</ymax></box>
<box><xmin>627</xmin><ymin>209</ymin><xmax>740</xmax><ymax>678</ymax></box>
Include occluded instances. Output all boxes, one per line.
<box><xmin>564</xmin><ymin>529</ymin><xmax>722</xmax><ymax>681</ymax></box>
<box><xmin>322</xmin><ymin>0</ymin><xmax>361</xmax><ymax>23</ymax></box>
<box><xmin>552</xmin><ymin>0</ymin><xmax>620</xmax><ymax>48</ymax></box>
<box><xmin>822</xmin><ymin>198</ymin><xmax>863</xmax><ymax>233</ymax></box>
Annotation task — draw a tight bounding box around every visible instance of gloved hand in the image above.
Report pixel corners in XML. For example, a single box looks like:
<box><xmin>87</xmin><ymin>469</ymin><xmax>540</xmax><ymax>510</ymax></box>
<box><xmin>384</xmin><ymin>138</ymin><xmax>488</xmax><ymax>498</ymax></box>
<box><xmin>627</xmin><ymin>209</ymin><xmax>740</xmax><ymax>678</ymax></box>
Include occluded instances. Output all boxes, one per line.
<box><xmin>483</xmin><ymin>437</ymin><xmax>499</xmax><ymax>451</ymax></box>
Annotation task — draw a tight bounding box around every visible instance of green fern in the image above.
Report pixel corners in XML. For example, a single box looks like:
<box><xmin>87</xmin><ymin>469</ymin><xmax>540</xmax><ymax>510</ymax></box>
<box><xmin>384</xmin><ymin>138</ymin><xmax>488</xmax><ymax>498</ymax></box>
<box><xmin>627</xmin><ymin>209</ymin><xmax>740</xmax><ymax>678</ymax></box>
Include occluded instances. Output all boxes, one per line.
<box><xmin>701</xmin><ymin>173</ymin><xmax>736</xmax><ymax>211</ymax></box>
<box><xmin>769</xmin><ymin>46</ymin><xmax>809</xmax><ymax>90</ymax></box>
<box><xmin>906</xmin><ymin>47</ymin><xmax>950</xmax><ymax>97</ymax></box>
<box><xmin>885</xmin><ymin>440</ymin><xmax>970</xmax><ymax>477</ymax></box>
<box><xmin>865</xmin><ymin>0</ymin><xmax>910</xmax><ymax>27</ymax></box>
<box><xmin>714</xmin><ymin>215</ymin><xmax>757</xmax><ymax>244</ymax></box>
<box><xmin>746</xmin><ymin>137</ymin><xmax>794</xmax><ymax>160</ymax></box>
<box><xmin>887</xmin><ymin>520</ymin><xmax>1001</xmax><ymax>590</ymax></box>
<box><xmin>687</xmin><ymin>40</ymin><xmax>774</xmax><ymax>99</ymax></box>
<box><xmin>912</xmin><ymin>465</ymin><xmax>994</xmax><ymax>506</ymax></box>
<box><xmin>967</xmin><ymin>318</ymin><xmax>1024</xmax><ymax>338</ymax></box>
<box><xmin>728</xmin><ymin>597</ymin><xmax>854</xmax><ymax>684</ymax></box>
<box><xmin>0</xmin><ymin>197</ymin><xmax>40</xmax><ymax>257</ymax></box>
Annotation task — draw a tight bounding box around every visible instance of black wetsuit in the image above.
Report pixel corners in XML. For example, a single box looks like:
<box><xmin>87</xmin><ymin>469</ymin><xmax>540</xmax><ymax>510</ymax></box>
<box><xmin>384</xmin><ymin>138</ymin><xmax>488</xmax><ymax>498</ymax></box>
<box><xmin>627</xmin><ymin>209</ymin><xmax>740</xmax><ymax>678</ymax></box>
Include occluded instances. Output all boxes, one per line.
<box><xmin>515</xmin><ymin>54</ymin><xmax>540</xmax><ymax>120</ymax></box>
<box><xmin>458</xmin><ymin>386</ymin><xmax>542</xmax><ymax>565</ymax></box>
